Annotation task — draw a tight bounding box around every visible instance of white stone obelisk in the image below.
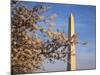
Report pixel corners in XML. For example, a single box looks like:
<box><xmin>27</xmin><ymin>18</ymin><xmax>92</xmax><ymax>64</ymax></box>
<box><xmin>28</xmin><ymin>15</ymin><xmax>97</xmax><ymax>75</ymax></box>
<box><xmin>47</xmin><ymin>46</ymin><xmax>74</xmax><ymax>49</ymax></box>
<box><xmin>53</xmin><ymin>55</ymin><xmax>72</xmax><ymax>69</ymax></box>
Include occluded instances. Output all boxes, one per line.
<box><xmin>67</xmin><ymin>13</ymin><xmax>76</xmax><ymax>71</ymax></box>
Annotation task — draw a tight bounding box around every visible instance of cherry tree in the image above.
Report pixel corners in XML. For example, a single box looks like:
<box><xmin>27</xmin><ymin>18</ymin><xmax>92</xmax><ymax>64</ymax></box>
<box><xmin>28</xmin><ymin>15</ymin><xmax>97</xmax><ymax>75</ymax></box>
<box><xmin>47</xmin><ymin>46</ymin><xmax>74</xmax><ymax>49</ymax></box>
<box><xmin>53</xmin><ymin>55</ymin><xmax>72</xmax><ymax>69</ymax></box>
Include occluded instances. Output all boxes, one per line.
<box><xmin>11</xmin><ymin>0</ymin><xmax>77</xmax><ymax>74</ymax></box>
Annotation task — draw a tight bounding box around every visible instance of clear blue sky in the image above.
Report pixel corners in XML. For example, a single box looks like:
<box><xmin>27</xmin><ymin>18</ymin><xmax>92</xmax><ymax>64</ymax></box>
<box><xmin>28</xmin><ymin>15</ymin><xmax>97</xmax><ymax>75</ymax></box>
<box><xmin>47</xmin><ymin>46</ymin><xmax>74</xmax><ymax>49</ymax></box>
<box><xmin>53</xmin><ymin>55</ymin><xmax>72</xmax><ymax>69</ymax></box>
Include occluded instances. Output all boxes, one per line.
<box><xmin>19</xmin><ymin>1</ymin><xmax>96</xmax><ymax>72</ymax></box>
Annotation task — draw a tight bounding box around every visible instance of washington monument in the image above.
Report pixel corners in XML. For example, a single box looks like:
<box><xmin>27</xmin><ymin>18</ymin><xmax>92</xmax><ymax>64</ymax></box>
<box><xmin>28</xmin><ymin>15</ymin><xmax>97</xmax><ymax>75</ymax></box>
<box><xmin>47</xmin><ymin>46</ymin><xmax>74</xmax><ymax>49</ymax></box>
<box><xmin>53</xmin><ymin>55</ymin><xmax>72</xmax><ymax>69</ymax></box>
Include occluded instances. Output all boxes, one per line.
<box><xmin>67</xmin><ymin>13</ymin><xmax>76</xmax><ymax>71</ymax></box>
